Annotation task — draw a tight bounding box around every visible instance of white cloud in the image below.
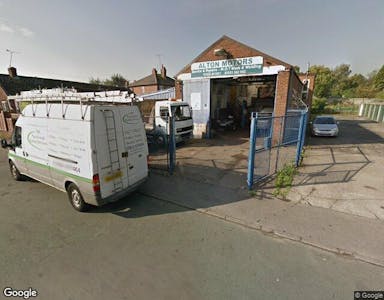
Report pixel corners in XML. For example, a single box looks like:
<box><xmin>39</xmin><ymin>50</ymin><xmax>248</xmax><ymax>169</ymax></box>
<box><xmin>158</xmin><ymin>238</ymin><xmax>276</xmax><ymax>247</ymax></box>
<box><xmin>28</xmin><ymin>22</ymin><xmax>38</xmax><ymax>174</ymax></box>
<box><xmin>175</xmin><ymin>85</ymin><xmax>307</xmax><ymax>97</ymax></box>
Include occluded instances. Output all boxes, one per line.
<box><xmin>0</xmin><ymin>22</ymin><xmax>35</xmax><ymax>38</ymax></box>
<box><xmin>0</xmin><ymin>23</ymin><xmax>14</xmax><ymax>33</ymax></box>
<box><xmin>19</xmin><ymin>27</ymin><xmax>34</xmax><ymax>37</ymax></box>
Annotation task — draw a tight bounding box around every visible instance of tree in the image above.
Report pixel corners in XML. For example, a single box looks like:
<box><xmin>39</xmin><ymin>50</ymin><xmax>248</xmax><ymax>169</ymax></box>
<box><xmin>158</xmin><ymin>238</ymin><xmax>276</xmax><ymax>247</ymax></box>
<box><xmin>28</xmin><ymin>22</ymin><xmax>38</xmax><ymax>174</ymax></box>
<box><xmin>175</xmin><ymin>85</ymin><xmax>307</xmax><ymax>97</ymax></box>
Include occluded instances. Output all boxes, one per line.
<box><xmin>331</xmin><ymin>64</ymin><xmax>352</xmax><ymax>97</ymax></box>
<box><xmin>89</xmin><ymin>74</ymin><xmax>128</xmax><ymax>87</ymax></box>
<box><xmin>103</xmin><ymin>74</ymin><xmax>127</xmax><ymax>87</ymax></box>
<box><xmin>89</xmin><ymin>77</ymin><xmax>102</xmax><ymax>85</ymax></box>
<box><xmin>374</xmin><ymin>65</ymin><xmax>384</xmax><ymax>91</ymax></box>
<box><xmin>309</xmin><ymin>65</ymin><xmax>335</xmax><ymax>98</ymax></box>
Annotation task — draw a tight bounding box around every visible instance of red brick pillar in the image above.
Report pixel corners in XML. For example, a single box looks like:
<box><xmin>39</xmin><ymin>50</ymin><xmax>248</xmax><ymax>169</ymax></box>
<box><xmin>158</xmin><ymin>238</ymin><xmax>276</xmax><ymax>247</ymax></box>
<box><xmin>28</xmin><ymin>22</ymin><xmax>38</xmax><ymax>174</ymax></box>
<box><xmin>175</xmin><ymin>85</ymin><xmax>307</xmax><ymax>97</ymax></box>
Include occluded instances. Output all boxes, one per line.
<box><xmin>6</xmin><ymin>118</ymin><xmax>14</xmax><ymax>132</ymax></box>
<box><xmin>175</xmin><ymin>80</ymin><xmax>183</xmax><ymax>100</ymax></box>
<box><xmin>273</xmin><ymin>70</ymin><xmax>291</xmax><ymax>145</ymax></box>
<box><xmin>0</xmin><ymin>111</ymin><xmax>7</xmax><ymax>131</ymax></box>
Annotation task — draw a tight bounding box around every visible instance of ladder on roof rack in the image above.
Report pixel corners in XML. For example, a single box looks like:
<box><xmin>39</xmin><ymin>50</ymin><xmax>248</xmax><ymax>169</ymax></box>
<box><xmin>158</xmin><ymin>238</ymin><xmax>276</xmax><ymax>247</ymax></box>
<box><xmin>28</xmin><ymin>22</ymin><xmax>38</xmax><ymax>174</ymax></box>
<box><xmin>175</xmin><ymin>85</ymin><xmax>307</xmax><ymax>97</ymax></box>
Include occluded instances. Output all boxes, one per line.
<box><xmin>8</xmin><ymin>91</ymin><xmax>135</xmax><ymax>118</ymax></box>
<box><xmin>102</xmin><ymin>109</ymin><xmax>123</xmax><ymax>193</ymax></box>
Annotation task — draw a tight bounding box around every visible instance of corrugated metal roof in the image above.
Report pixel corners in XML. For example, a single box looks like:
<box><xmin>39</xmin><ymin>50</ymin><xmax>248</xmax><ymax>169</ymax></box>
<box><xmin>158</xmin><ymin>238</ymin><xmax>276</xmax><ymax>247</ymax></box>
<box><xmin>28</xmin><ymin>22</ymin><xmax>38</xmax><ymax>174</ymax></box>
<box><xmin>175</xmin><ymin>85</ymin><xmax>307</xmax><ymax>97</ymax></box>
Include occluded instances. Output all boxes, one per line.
<box><xmin>139</xmin><ymin>87</ymin><xmax>175</xmax><ymax>100</ymax></box>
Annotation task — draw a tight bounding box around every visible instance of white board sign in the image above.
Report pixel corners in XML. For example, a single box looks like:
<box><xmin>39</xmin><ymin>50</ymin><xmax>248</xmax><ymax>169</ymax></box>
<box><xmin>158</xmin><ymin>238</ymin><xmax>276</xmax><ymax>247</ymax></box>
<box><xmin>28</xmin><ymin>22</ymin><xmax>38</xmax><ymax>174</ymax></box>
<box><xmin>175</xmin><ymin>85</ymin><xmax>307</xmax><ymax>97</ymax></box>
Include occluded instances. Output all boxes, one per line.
<box><xmin>191</xmin><ymin>92</ymin><xmax>201</xmax><ymax>110</ymax></box>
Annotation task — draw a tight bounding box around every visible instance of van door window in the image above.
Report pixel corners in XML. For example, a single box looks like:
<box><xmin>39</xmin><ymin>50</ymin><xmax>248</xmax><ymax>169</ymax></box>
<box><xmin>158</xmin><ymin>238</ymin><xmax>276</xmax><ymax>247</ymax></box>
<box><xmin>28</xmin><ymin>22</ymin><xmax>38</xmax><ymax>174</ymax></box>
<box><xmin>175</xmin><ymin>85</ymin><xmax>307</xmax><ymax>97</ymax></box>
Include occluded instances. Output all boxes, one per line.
<box><xmin>12</xmin><ymin>126</ymin><xmax>22</xmax><ymax>147</ymax></box>
<box><xmin>160</xmin><ymin>107</ymin><xmax>169</xmax><ymax>121</ymax></box>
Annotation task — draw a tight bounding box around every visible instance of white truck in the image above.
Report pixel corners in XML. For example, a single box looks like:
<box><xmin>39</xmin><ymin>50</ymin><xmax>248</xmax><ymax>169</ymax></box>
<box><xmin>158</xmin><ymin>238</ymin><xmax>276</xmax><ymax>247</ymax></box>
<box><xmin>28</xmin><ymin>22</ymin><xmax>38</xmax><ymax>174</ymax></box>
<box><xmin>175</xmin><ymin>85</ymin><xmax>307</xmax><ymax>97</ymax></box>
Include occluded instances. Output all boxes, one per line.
<box><xmin>1</xmin><ymin>91</ymin><xmax>149</xmax><ymax>212</ymax></box>
<box><xmin>135</xmin><ymin>99</ymin><xmax>193</xmax><ymax>145</ymax></box>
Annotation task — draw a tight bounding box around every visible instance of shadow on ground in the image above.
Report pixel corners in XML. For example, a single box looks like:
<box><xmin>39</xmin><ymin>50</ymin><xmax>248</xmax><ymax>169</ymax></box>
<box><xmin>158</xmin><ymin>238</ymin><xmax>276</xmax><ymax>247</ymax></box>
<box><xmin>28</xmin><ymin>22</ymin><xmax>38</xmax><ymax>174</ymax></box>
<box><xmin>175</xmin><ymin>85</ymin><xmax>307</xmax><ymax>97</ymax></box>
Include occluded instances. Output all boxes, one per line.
<box><xmin>293</xmin><ymin>145</ymin><xmax>371</xmax><ymax>187</ymax></box>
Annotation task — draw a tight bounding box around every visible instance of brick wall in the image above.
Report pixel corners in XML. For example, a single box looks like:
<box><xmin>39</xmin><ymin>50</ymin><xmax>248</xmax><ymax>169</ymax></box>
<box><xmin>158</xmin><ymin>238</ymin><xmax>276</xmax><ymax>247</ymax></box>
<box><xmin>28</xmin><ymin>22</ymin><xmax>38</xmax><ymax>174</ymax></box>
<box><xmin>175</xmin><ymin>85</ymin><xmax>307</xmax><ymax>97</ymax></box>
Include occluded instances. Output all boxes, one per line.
<box><xmin>0</xmin><ymin>111</ymin><xmax>7</xmax><ymax>131</ymax></box>
<box><xmin>0</xmin><ymin>87</ymin><xmax>7</xmax><ymax>102</ymax></box>
<box><xmin>290</xmin><ymin>72</ymin><xmax>304</xmax><ymax>106</ymax></box>
<box><xmin>272</xmin><ymin>70</ymin><xmax>291</xmax><ymax>145</ymax></box>
<box><xmin>274</xmin><ymin>70</ymin><xmax>290</xmax><ymax>117</ymax></box>
<box><xmin>132</xmin><ymin>85</ymin><xmax>158</xmax><ymax>96</ymax></box>
<box><xmin>6</xmin><ymin>117</ymin><xmax>13</xmax><ymax>132</ymax></box>
<box><xmin>178</xmin><ymin>36</ymin><xmax>290</xmax><ymax>76</ymax></box>
<box><xmin>175</xmin><ymin>81</ymin><xmax>183</xmax><ymax>99</ymax></box>
<box><xmin>299</xmin><ymin>74</ymin><xmax>315</xmax><ymax>108</ymax></box>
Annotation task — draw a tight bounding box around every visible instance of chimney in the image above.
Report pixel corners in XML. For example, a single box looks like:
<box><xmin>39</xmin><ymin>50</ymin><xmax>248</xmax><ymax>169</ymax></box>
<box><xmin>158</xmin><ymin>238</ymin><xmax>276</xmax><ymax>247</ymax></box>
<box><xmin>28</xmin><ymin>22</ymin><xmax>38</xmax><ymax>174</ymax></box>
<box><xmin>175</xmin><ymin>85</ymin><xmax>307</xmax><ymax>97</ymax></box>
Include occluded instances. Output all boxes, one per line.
<box><xmin>8</xmin><ymin>67</ymin><xmax>17</xmax><ymax>78</ymax></box>
<box><xmin>152</xmin><ymin>68</ymin><xmax>157</xmax><ymax>76</ymax></box>
<box><xmin>161</xmin><ymin>65</ymin><xmax>166</xmax><ymax>78</ymax></box>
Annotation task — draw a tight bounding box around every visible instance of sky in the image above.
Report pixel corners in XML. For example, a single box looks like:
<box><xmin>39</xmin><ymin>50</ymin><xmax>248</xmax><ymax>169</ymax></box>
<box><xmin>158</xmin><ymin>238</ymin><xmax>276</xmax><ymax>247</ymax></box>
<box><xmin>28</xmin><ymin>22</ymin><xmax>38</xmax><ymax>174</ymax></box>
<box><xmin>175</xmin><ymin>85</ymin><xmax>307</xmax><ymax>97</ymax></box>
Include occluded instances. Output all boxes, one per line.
<box><xmin>0</xmin><ymin>0</ymin><xmax>383</xmax><ymax>83</ymax></box>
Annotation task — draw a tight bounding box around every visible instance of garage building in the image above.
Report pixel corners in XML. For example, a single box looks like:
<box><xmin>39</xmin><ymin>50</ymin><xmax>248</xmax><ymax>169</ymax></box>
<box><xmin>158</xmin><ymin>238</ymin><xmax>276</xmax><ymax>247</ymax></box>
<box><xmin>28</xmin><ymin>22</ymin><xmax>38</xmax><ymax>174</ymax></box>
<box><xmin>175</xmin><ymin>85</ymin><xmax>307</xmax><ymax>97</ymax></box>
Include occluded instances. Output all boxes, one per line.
<box><xmin>175</xmin><ymin>35</ymin><xmax>315</xmax><ymax>138</ymax></box>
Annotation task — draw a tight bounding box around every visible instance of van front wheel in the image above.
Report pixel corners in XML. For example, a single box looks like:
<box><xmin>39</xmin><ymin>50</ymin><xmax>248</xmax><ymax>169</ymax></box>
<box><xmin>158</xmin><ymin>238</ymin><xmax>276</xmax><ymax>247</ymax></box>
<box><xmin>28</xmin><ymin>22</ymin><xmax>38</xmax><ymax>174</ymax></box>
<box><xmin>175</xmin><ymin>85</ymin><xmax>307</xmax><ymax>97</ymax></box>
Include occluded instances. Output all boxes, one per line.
<box><xmin>67</xmin><ymin>183</ymin><xmax>89</xmax><ymax>212</ymax></box>
<box><xmin>9</xmin><ymin>161</ymin><xmax>22</xmax><ymax>181</ymax></box>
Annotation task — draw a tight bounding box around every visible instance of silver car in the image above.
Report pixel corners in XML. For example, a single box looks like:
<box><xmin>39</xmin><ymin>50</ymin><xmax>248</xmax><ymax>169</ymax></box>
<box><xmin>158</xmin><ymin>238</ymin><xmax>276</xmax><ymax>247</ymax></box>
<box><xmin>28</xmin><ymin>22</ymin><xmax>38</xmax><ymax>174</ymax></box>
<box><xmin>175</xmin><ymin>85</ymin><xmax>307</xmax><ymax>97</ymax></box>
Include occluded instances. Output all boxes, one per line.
<box><xmin>311</xmin><ymin>116</ymin><xmax>339</xmax><ymax>137</ymax></box>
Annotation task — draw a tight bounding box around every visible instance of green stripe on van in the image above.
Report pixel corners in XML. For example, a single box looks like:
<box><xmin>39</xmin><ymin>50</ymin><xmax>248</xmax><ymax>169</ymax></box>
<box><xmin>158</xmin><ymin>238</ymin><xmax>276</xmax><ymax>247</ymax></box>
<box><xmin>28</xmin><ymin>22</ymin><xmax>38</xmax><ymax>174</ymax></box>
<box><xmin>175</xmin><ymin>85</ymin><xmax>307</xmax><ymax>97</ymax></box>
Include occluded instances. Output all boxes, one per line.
<box><xmin>8</xmin><ymin>153</ymin><xmax>92</xmax><ymax>183</ymax></box>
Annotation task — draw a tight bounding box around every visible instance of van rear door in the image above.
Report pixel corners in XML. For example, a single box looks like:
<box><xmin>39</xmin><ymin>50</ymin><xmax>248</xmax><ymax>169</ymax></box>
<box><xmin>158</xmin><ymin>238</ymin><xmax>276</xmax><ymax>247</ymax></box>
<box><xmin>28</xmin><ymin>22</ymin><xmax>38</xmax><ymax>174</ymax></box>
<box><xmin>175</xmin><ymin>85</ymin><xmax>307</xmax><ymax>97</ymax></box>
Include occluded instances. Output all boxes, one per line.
<box><xmin>119</xmin><ymin>106</ymin><xmax>148</xmax><ymax>185</ymax></box>
<box><xmin>94</xmin><ymin>107</ymin><xmax>129</xmax><ymax>199</ymax></box>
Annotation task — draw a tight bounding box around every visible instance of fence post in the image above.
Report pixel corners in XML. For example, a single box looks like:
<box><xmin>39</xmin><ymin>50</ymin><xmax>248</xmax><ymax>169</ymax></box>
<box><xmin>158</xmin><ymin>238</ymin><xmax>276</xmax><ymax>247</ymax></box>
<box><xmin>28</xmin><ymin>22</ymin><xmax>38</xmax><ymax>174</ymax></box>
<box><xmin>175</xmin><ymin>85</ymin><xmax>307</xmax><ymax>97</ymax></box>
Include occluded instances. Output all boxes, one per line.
<box><xmin>295</xmin><ymin>111</ymin><xmax>306</xmax><ymax>167</ymax></box>
<box><xmin>168</xmin><ymin>116</ymin><xmax>176</xmax><ymax>175</ymax></box>
<box><xmin>247</xmin><ymin>112</ymin><xmax>258</xmax><ymax>190</ymax></box>
<box><xmin>359</xmin><ymin>103</ymin><xmax>364</xmax><ymax>116</ymax></box>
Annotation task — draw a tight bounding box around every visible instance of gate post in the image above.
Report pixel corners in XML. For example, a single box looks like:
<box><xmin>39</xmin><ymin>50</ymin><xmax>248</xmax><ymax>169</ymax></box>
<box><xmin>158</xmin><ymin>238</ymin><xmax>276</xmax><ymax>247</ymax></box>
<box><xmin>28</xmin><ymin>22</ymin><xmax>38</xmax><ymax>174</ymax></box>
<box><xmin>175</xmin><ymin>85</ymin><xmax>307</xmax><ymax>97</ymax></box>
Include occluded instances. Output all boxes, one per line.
<box><xmin>247</xmin><ymin>112</ymin><xmax>258</xmax><ymax>190</ymax></box>
<box><xmin>168</xmin><ymin>116</ymin><xmax>176</xmax><ymax>175</ymax></box>
<box><xmin>295</xmin><ymin>111</ymin><xmax>306</xmax><ymax>167</ymax></box>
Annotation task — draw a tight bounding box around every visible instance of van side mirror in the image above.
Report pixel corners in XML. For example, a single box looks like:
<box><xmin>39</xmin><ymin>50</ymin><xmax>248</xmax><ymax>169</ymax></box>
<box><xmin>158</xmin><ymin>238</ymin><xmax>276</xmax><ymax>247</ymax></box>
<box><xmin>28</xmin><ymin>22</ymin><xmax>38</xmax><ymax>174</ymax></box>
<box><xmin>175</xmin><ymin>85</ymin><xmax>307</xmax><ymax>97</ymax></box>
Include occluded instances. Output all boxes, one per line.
<box><xmin>337</xmin><ymin>121</ymin><xmax>340</xmax><ymax>125</ymax></box>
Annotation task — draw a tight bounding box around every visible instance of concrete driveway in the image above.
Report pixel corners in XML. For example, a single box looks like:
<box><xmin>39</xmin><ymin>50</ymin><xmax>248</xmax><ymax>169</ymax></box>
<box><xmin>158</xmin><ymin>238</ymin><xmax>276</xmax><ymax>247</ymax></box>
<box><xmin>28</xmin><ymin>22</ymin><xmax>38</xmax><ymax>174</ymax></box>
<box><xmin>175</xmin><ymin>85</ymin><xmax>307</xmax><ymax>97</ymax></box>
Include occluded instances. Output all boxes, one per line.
<box><xmin>288</xmin><ymin>115</ymin><xmax>384</xmax><ymax>220</ymax></box>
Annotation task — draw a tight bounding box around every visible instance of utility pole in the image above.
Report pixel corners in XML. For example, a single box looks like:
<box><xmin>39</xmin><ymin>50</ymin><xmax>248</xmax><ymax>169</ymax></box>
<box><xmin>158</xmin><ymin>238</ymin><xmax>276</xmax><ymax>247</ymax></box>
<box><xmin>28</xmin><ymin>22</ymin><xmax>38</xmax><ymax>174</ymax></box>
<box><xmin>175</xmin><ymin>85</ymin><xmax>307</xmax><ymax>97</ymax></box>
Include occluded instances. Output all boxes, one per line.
<box><xmin>6</xmin><ymin>49</ymin><xmax>20</xmax><ymax>67</ymax></box>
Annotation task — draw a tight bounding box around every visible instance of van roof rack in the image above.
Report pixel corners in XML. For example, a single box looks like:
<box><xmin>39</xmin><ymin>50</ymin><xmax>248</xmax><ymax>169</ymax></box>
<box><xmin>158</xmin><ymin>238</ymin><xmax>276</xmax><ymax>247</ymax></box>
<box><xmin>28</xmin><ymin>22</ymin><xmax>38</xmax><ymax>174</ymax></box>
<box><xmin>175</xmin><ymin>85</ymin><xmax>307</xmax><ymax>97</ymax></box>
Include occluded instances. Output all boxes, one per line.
<box><xmin>9</xmin><ymin>88</ymin><xmax>137</xmax><ymax>119</ymax></box>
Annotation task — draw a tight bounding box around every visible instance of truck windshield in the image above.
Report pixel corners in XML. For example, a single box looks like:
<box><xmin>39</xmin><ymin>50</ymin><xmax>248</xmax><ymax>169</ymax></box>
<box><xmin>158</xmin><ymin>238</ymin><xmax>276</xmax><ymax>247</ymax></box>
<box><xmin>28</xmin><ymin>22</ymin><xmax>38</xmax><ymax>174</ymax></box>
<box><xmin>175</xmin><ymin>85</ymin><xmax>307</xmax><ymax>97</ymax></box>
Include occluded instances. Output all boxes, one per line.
<box><xmin>173</xmin><ymin>105</ymin><xmax>191</xmax><ymax>121</ymax></box>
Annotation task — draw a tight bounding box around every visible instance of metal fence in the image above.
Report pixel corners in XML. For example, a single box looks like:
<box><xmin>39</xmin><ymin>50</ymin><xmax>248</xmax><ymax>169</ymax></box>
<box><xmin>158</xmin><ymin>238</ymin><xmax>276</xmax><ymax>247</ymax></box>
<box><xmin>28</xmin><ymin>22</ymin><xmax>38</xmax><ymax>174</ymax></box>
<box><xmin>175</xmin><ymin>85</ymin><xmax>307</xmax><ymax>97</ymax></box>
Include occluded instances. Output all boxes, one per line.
<box><xmin>247</xmin><ymin>110</ymin><xmax>308</xmax><ymax>189</ymax></box>
<box><xmin>145</xmin><ymin>115</ymin><xmax>176</xmax><ymax>174</ymax></box>
<box><xmin>359</xmin><ymin>103</ymin><xmax>384</xmax><ymax>123</ymax></box>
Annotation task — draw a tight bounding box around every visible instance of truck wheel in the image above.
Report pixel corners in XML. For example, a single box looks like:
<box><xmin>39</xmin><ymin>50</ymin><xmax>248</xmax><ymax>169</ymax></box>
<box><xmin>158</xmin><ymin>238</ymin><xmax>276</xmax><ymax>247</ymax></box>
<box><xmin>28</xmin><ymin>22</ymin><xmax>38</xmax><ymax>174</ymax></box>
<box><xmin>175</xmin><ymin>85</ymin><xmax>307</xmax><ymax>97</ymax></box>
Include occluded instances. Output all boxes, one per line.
<box><xmin>156</xmin><ymin>135</ymin><xmax>165</xmax><ymax>146</ymax></box>
<box><xmin>9</xmin><ymin>161</ymin><xmax>22</xmax><ymax>181</ymax></box>
<box><xmin>67</xmin><ymin>183</ymin><xmax>89</xmax><ymax>212</ymax></box>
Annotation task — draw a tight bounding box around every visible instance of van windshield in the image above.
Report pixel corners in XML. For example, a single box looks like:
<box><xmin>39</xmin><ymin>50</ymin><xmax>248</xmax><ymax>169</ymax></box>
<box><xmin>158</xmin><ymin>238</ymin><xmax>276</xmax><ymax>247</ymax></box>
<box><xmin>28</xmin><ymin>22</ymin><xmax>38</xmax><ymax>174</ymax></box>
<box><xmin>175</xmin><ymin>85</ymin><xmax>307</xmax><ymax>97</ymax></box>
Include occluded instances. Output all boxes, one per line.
<box><xmin>173</xmin><ymin>105</ymin><xmax>191</xmax><ymax>121</ymax></box>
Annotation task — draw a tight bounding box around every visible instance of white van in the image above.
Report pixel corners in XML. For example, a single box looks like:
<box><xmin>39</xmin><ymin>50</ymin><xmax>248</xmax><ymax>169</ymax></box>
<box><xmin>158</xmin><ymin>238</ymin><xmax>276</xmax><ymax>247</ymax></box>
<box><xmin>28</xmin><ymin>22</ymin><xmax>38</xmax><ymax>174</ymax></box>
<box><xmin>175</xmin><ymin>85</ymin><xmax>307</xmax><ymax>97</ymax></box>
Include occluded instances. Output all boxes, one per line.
<box><xmin>1</xmin><ymin>99</ymin><xmax>149</xmax><ymax>212</ymax></box>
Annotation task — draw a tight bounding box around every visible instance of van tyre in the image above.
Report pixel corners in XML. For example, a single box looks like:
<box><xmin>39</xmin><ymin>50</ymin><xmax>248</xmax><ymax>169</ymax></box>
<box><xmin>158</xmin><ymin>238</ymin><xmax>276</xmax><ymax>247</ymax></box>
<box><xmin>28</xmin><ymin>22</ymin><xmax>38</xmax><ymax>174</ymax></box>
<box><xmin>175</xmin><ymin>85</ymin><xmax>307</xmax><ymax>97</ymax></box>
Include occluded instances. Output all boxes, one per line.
<box><xmin>9</xmin><ymin>161</ymin><xmax>22</xmax><ymax>181</ymax></box>
<box><xmin>67</xmin><ymin>183</ymin><xmax>89</xmax><ymax>212</ymax></box>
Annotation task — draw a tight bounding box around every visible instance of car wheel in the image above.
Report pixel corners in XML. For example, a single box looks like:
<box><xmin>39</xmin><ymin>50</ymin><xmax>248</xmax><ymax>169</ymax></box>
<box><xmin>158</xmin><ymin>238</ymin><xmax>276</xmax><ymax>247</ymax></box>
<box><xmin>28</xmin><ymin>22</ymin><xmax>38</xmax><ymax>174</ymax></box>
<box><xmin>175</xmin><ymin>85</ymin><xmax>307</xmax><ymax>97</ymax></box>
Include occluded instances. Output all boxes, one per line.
<box><xmin>9</xmin><ymin>161</ymin><xmax>22</xmax><ymax>181</ymax></box>
<box><xmin>67</xmin><ymin>183</ymin><xmax>89</xmax><ymax>212</ymax></box>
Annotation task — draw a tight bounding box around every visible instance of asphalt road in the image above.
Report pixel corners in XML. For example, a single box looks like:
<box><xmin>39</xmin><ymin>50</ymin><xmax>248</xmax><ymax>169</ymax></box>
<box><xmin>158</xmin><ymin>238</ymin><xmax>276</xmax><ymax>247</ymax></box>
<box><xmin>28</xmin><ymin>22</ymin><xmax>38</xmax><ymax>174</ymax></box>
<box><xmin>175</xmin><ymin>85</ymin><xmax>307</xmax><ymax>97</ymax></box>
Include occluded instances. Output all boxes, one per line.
<box><xmin>0</xmin><ymin>149</ymin><xmax>383</xmax><ymax>300</ymax></box>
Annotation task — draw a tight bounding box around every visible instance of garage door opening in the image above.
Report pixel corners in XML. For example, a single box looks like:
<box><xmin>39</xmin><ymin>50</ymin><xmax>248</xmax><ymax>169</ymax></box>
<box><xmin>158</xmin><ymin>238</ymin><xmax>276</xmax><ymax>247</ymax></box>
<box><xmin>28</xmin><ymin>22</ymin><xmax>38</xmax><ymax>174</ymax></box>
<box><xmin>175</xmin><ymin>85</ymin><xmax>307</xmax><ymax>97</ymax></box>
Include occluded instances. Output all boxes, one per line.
<box><xmin>210</xmin><ymin>75</ymin><xmax>276</xmax><ymax>138</ymax></box>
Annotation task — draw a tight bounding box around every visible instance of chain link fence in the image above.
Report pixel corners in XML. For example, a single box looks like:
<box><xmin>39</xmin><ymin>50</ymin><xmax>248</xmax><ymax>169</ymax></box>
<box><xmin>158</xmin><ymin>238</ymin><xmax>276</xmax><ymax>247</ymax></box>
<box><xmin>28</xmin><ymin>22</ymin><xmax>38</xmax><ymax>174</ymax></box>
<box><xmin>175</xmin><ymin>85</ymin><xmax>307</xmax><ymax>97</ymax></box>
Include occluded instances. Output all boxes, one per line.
<box><xmin>247</xmin><ymin>110</ymin><xmax>308</xmax><ymax>189</ymax></box>
<box><xmin>145</xmin><ymin>115</ymin><xmax>176</xmax><ymax>174</ymax></box>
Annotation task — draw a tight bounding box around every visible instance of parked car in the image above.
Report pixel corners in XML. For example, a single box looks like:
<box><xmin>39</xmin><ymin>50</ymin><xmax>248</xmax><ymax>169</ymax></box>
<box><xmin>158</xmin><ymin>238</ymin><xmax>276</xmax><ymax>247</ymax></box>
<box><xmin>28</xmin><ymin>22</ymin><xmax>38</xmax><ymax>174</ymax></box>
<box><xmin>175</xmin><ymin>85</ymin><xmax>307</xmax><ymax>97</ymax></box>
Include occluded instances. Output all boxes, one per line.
<box><xmin>310</xmin><ymin>116</ymin><xmax>339</xmax><ymax>137</ymax></box>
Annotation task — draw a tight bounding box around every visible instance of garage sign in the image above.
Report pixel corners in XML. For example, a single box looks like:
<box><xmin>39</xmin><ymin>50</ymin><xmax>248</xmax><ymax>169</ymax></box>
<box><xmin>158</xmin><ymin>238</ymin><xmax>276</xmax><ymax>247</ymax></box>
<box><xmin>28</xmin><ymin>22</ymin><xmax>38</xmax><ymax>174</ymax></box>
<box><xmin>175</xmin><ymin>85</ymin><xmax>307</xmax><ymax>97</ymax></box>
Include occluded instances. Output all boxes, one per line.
<box><xmin>191</xmin><ymin>56</ymin><xmax>263</xmax><ymax>78</ymax></box>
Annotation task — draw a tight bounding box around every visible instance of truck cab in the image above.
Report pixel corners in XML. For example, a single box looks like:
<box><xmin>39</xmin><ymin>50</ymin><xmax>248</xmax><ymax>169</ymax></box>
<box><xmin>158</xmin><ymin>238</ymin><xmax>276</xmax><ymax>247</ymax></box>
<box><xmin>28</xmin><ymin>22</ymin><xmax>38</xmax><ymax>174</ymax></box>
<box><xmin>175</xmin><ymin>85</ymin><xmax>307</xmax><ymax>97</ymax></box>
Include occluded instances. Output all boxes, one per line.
<box><xmin>146</xmin><ymin>100</ymin><xmax>193</xmax><ymax>143</ymax></box>
<box><xmin>153</xmin><ymin>100</ymin><xmax>193</xmax><ymax>143</ymax></box>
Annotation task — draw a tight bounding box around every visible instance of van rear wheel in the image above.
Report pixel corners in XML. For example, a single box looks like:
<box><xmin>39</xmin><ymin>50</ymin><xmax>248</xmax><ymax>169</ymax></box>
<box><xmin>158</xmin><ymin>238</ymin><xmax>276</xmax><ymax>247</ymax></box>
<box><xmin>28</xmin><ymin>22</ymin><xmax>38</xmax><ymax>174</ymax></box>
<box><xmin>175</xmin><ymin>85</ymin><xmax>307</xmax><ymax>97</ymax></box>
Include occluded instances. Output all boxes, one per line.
<box><xmin>67</xmin><ymin>183</ymin><xmax>89</xmax><ymax>212</ymax></box>
<box><xmin>9</xmin><ymin>161</ymin><xmax>22</xmax><ymax>181</ymax></box>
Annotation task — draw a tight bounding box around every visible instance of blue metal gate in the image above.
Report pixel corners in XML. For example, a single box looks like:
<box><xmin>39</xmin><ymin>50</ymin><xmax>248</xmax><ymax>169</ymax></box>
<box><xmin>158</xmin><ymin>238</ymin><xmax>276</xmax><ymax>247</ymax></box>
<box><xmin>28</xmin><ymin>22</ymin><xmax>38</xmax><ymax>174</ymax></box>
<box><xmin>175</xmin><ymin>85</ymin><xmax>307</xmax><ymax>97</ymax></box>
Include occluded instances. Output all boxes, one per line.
<box><xmin>247</xmin><ymin>110</ymin><xmax>308</xmax><ymax>189</ymax></box>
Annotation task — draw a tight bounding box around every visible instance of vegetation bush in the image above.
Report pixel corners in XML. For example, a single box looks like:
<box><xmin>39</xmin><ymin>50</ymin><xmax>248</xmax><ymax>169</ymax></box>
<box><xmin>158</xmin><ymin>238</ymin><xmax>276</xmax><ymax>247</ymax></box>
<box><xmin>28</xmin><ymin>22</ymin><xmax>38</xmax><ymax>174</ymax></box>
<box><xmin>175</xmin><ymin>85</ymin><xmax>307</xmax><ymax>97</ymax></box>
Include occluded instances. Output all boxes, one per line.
<box><xmin>310</xmin><ymin>98</ymin><xmax>328</xmax><ymax>114</ymax></box>
<box><xmin>273</xmin><ymin>163</ymin><xmax>297</xmax><ymax>199</ymax></box>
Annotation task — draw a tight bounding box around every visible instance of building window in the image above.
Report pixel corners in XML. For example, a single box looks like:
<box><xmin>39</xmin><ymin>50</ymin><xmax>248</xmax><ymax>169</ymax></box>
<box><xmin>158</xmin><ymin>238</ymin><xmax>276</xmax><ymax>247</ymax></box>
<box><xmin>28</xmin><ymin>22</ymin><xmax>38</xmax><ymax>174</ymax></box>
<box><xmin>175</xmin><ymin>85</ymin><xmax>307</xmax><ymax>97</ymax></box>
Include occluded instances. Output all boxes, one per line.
<box><xmin>302</xmin><ymin>79</ymin><xmax>310</xmax><ymax>101</ymax></box>
<box><xmin>12</xmin><ymin>126</ymin><xmax>22</xmax><ymax>147</ymax></box>
<box><xmin>160</xmin><ymin>107</ymin><xmax>169</xmax><ymax>121</ymax></box>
